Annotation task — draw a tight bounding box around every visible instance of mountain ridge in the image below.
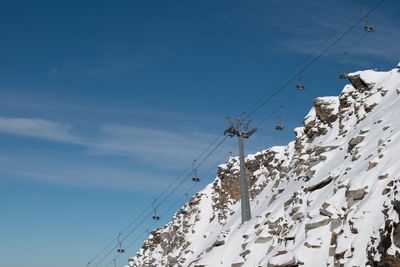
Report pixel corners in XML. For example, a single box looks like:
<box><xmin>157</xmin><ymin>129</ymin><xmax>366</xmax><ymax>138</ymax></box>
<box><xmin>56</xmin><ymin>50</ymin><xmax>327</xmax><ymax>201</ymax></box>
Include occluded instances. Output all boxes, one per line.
<box><xmin>129</xmin><ymin>64</ymin><xmax>400</xmax><ymax>267</ymax></box>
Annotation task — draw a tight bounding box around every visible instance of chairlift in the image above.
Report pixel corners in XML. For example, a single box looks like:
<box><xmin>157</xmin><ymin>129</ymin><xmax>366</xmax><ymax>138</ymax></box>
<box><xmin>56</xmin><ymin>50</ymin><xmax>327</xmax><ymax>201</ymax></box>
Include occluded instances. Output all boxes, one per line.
<box><xmin>112</xmin><ymin>259</ymin><xmax>117</xmax><ymax>267</ymax></box>
<box><xmin>152</xmin><ymin>200</ymin><xmax>160</xmax><ymax>220</ymax></box>
<box><xmin>364</xmin><ymin>25</ymin><xmax>375</xmax><ymax>32</ymax></box>
<box><xmin>116</xmin><ymin>233</ymin><xmax>125</xmax><ymax>253</ymax></box>
<box><xmin>192</xmin><ymin>160</ymin><xmax>200</xmax><ymax>182</ymax></box>
<box><xmin>339</xmin><ymin>51</ymin><xmax>348</xmax><ymax>79</ymax></box>
<box><xmin>275</xmin><ymin>105</ymin><xmax>284</xmax><ymax>131</ymax></box>
<box><xmin>363</xmin><ymin>2</ymin><xmax>375</xmax><ymax>32</ymax></box>
<box><xmin>296</xmin><ymin>64</ymin><xmax>306</xmax><ymax>91</ymax></box>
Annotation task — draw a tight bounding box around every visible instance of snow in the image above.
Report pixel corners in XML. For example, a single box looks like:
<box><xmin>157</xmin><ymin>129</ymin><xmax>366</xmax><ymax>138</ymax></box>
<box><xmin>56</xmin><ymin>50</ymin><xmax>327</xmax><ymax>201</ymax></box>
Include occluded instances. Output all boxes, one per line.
<box><xmin>129</xmin><ymin>64</ymin><xmax>400</xmax><ymax>267</ymax></box>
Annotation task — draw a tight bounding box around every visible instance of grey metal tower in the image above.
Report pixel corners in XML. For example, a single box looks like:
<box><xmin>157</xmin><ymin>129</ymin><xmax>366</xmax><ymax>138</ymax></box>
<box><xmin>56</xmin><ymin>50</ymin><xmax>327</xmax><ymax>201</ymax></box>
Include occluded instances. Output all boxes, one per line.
<box><xmin>224</xmin><ymin>116</ymin><xmax>256</xmax><ymax>223</ymax></box>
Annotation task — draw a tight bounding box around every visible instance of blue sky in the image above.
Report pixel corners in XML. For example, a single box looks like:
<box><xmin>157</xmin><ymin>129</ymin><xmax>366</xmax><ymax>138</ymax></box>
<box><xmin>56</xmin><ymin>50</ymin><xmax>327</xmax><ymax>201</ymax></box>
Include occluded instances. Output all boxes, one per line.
<box><xmin>0</xmin><ymin>0</ymin><xmax>399</xmax><ymax>266</ymax></box>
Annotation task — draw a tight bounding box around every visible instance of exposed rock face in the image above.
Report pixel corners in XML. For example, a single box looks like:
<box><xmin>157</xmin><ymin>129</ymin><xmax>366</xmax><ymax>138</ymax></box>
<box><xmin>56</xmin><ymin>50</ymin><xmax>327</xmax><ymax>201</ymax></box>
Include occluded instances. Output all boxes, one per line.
<box><xmin>313</xmin><ymin>97</ymin><xmax>338</xmax><ymax>124</ymax></box>
<box><xmin>129</xmin><ymin>67</ymin><xmax>400</xmax><ymax>267</ymax></box>
<box><xmin>347</xmin><ymin>74</ymin><xmax>372</xmax><ymax>91</ymax></box>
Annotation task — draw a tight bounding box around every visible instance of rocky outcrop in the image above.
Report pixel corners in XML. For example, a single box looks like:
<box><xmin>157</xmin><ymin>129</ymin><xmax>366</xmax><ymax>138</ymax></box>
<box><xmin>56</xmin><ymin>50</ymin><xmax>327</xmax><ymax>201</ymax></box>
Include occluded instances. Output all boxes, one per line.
<box><xmin>347</xmin><ymin>74</ymin><xmax>373</xmax><ymax>91</ymax></box>
<box><xmin>313</xmin><ymin>97</ymin><xmax>338</xmax><ymax>125</ymax></box>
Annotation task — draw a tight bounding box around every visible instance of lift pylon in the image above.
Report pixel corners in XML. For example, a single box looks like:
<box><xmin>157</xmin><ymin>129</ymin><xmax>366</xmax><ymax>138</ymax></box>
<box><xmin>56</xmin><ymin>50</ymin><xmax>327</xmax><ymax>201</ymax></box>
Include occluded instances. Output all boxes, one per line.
<box><xmin>224</xmin><ymin>116</ymin><xmax>256</xmax><ymax>223</ymax></box>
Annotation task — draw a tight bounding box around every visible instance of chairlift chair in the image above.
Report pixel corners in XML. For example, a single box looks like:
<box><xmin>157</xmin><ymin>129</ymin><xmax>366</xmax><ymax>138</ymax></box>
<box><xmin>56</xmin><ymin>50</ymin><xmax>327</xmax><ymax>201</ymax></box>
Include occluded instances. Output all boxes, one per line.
<box><xmin>296</xmin><ymin>64</ymin><xmax>306</xmax><ymax>91</ymax></box>
<box><xmin>152</xmin><ymin>208</ymin><xmax>160</xmax><ymax>220</ymax></box>
<box><xmin>275</xmin><ymin>105</ymin><xmax>284</xmax><ymax>131</ymax></box>
<box><xmin>363</xmin><ymin>3</ymin><xmax>375</xmax><ymax>32</ymax></box>
<box><xmin>364</xmin><ymin>26</ymin><xmax>375</xmax><ymax>32</ymax></box>
<box><xmin>152</xmin><ymin>200</ymin><xmax>160</xmax><ymax>220</ymax></box>
<box><xmin>192</xmin><ymin>160</ymin><xmax>200</xmax><ymax>182</ymax></box>
<box><xmin>116</xmin><ymin>233</ymin><xmax>125</xmax><ymax>253</ymax></box>
<box><xmin>339</xmin><ymin>52</ymin><xmax>348</xmax><ymax>79</ymax></box>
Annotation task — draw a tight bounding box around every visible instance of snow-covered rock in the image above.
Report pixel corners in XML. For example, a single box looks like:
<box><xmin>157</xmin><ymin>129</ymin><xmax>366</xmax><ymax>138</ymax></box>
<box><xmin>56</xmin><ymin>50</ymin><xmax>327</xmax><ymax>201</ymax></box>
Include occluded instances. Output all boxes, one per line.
<box><xmin>129</xmin><ymin>64</ymin><xmax>400</xmax><ymax>266</ymax></box>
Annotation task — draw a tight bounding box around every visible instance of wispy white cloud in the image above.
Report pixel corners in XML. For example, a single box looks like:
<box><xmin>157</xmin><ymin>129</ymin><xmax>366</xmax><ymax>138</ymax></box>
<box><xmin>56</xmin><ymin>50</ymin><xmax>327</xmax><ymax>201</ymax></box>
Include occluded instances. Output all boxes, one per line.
<box><xmin>91</xmin><ymin>124</ymin><xmax>216</xmax><ymax>166</ymax></box>
<box><xmin>0</xmin><ymin>115</ymin><xmax>221</xmax><ymax>168</ymax></box>
<box><xmin>0</xmin><ymin>116</ymin><xmax>80</xmax><ymax>143</ymax></box>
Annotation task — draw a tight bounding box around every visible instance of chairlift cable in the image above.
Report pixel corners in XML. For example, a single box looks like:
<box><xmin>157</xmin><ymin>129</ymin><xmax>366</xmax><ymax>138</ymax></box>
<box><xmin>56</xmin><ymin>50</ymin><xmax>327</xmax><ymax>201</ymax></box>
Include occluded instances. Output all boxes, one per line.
<box><xmin>89</xmin><ymin>1</ymin><xmax>384</xmax><ymax>265</ymax></box>
<box><xmin>256</xmin><ymin>24</ymin><xmax>378</xmax><ymax>130</ymax></box>
<box><xmin>244</xmin><ymin>0</ymin><xmax>384</xmax><ymax>120</ymax></box>
<box><xmin>122</xmin><ymin>145</ymin><xmax>235</xmax><ymax>252</ymax></box>
<box><xmin>154</xmin><ymin>136</ymin><xmax>230</xmax><ymax>211</ymax></box>
<box><xmin>241</xmin><ymin>3</ymin><xmax>366</xmax><ymax>117</ymax></box>
<box><xmin>93</xmin><ymin>136</ymin><xmax>232</xmax><ymax>266</ymax></box>
<box><xmin>89</xmin><ymin>135</ymin><xmax>227</xmax><ymax>265</ymax></box>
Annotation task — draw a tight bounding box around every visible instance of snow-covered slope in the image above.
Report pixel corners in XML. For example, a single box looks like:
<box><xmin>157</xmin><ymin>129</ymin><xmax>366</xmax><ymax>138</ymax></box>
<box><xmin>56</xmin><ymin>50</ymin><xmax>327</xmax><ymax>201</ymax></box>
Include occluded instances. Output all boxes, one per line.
<box><xmin>129</xmin><ymin>65</ymin><xmax>400</xmax><ymax>267</ymax></box>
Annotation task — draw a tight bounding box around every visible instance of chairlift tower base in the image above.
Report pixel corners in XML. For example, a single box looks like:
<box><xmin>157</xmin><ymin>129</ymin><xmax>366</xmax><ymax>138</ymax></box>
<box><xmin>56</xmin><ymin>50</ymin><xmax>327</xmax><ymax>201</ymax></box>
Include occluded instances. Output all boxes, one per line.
<box><xmin>224</xmin><ymin>116</ymin><xmax>256</xmax><ymax>224</ymax></box>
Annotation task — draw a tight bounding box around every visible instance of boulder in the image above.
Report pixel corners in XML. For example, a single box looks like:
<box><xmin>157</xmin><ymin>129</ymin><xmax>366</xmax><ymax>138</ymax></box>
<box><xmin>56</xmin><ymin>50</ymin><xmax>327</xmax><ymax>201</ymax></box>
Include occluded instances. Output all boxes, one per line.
<box><xmin>348</xmin><ymin>136</ymin><xmax>365</xmax><ymax>153</ymax></box>
<box><xmin>255</xmin><ymin>236</ymin><xmax>273</xmax><ymax>244</ymax></box>
<box><xmin>305</xmin><ymin>218</ymin><xmax>331</xmax><ymax>232</ymax></box>
<box><xmin>345</xmin><ymin>188</ymin><xmax>367</xmax><ymax>207</ymax></box>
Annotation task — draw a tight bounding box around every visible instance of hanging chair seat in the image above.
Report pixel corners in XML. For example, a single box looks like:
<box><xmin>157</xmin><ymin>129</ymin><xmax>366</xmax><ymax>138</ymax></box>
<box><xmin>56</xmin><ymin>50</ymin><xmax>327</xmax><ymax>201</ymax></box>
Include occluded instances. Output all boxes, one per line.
<box><xmin>364</xmin><ymin>26</ymin><xmax>375</xmax><ymax>32</ymax></box>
